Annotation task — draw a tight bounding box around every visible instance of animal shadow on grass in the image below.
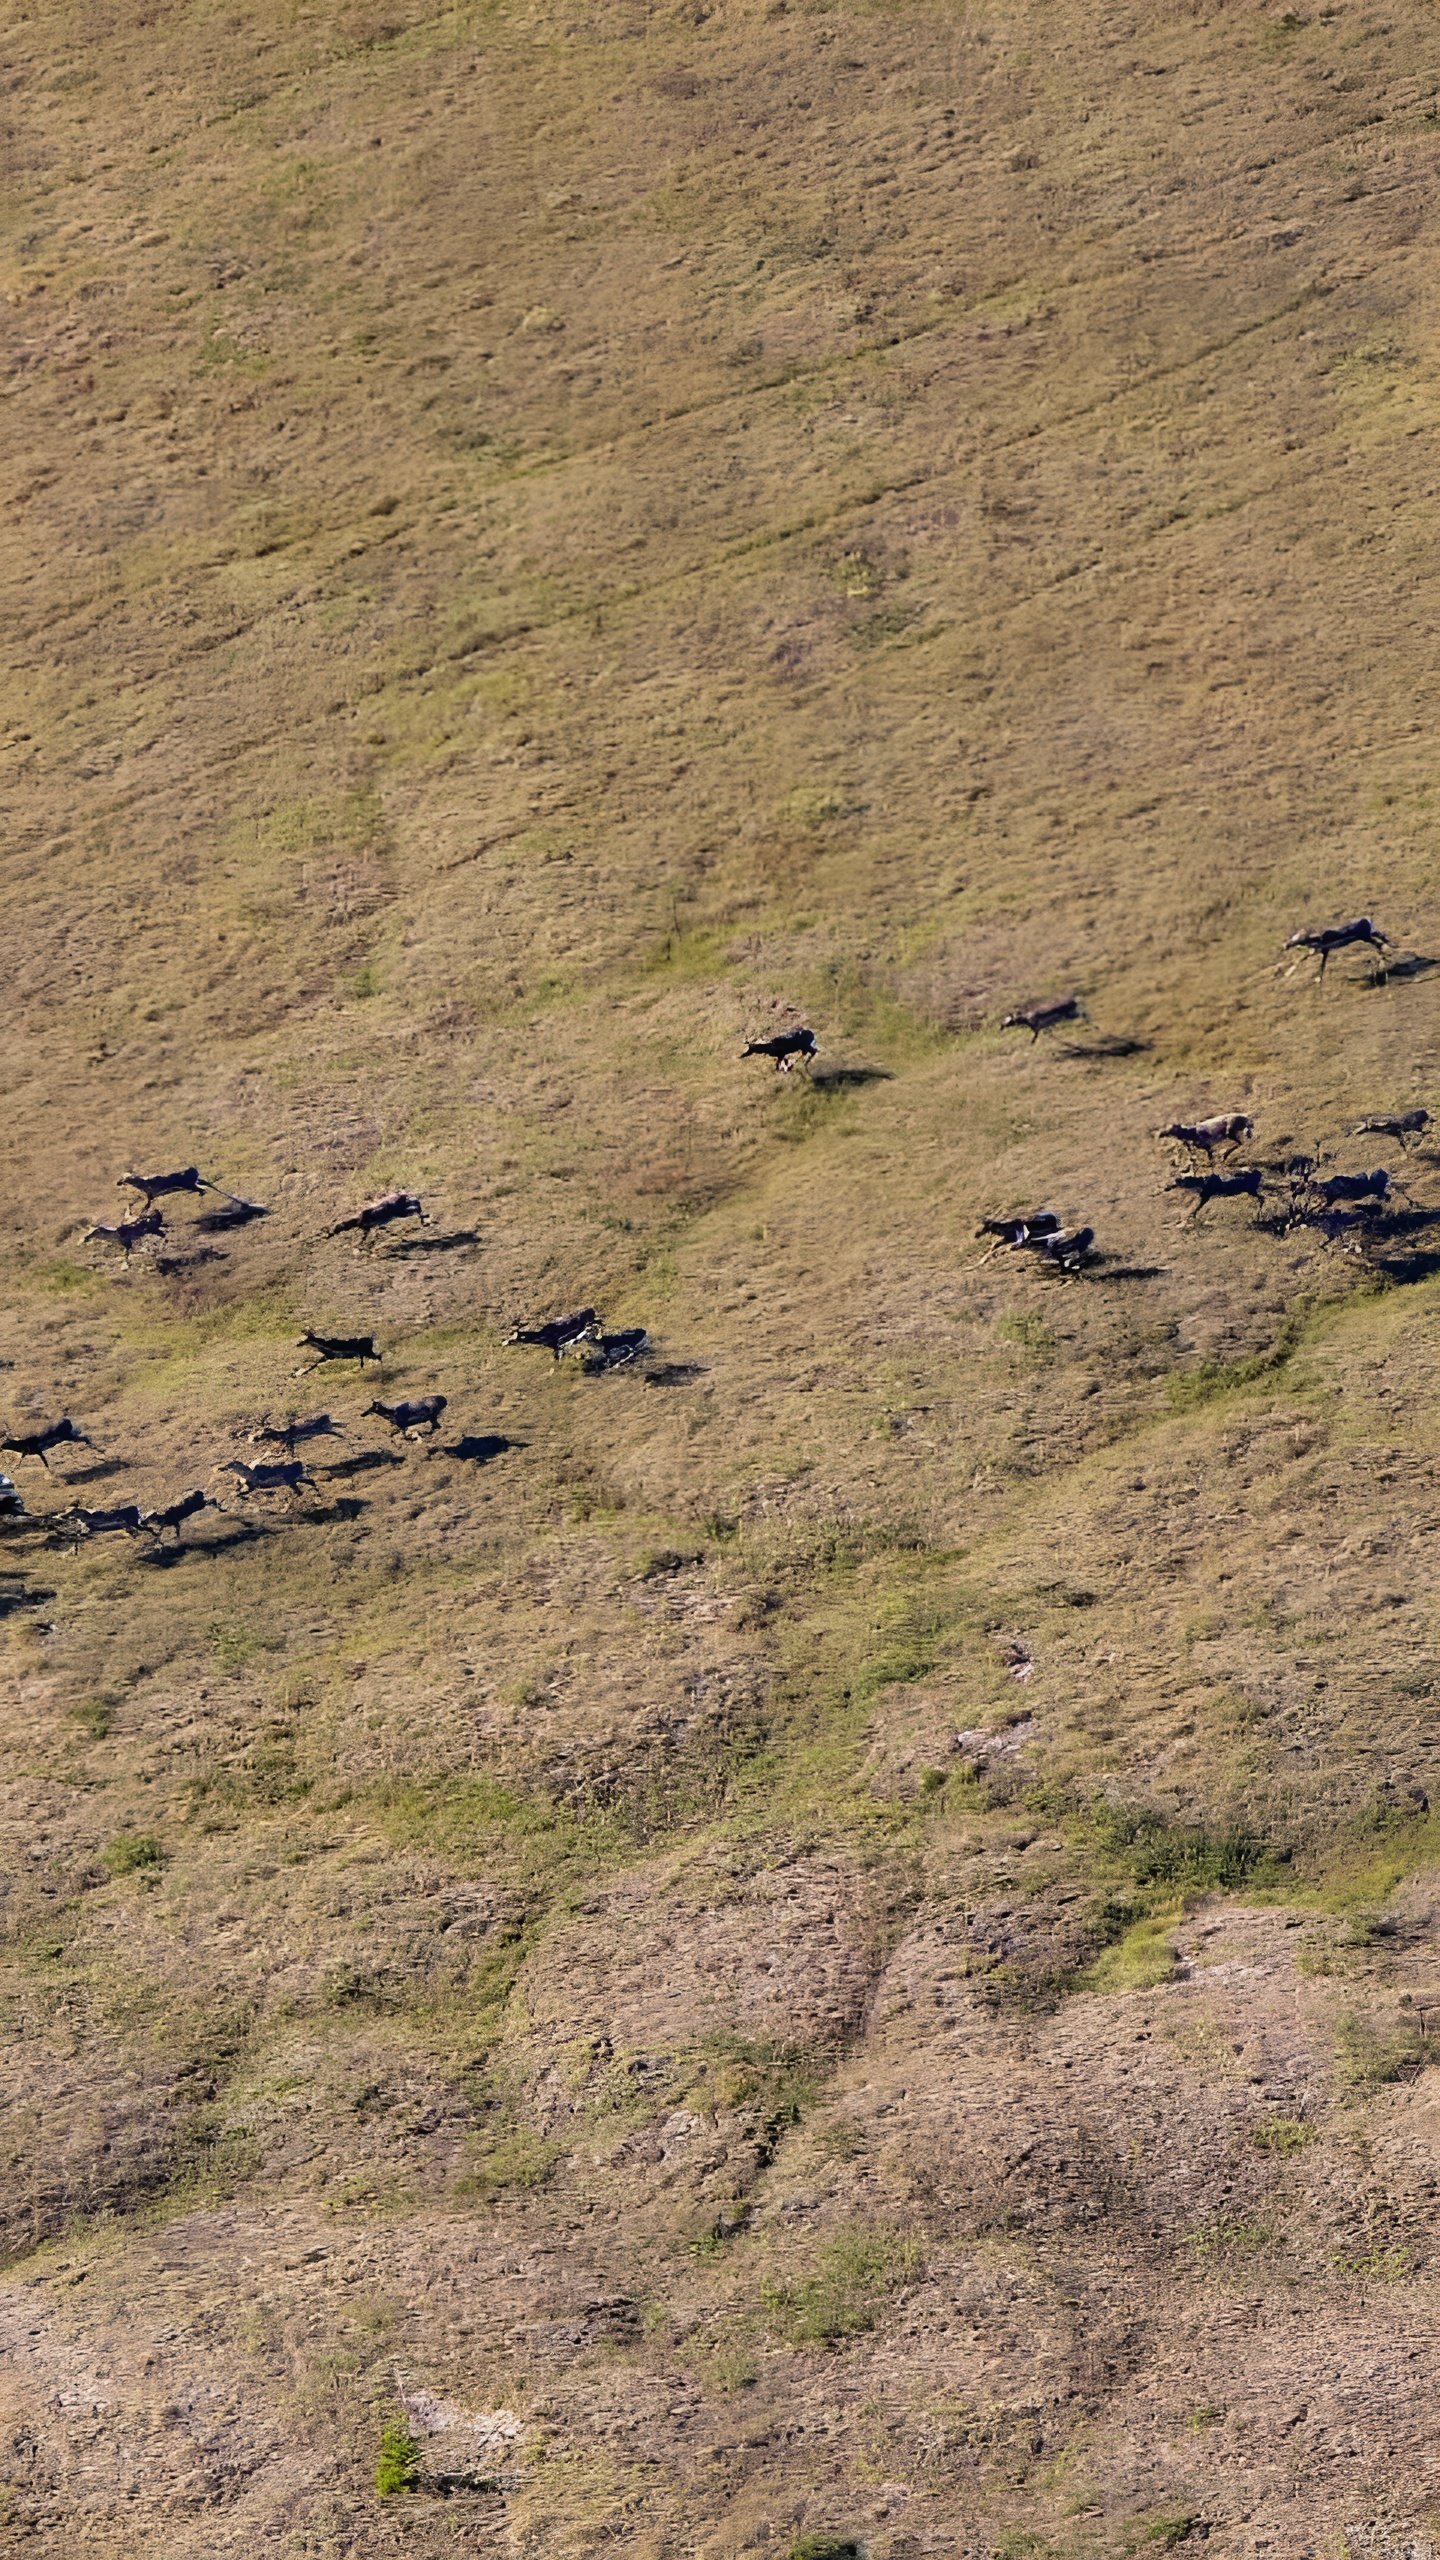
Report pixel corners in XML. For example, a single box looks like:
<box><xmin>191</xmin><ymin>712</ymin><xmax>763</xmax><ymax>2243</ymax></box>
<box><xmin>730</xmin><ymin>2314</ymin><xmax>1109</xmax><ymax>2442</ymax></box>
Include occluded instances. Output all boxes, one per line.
<box><xmin>58</xmin><ymin>1457</ymin><xmax>126</xmax><ymax>1487</ymax></box>
<box><xmin>644</xmin><ymin>1360</ymin><xmax>709</xmax><ymax>1388</ymax></box>
<box><xmin>305</xmin><ymin>1495</ymin><xmax>368</xmax><ymax>1525</ymax></box>
<box><xmin>139</xmin><ymin>1522</ymin><xmax>269</xmax><ymax>1569</ymax></box>
<box><xmin>446</xmin><ymin>1434</ymin><xmax>521</xmax><ymax>1466</ymax></box>
<box><xmin>1367</xmin><ymin>952</ymin><xmax>1437</xmax><ymax>987</ymax></box>
<box><xmin>1090</xmin><ymin>1262</ymin><xmax>1167</xmax><ymax>1284</ymax></box>
<box><xmin>386</xmin><ymin>1228</ymin><xmax>482</xmax><ymax>1257</ymax></box>
<box><xmin>195</xmin><ymin>1200</ymin><xmax>270</xmax><ymax>1234</ymax></box>
<box><xmin>155</xmin><ymin>1247</ymin><xmax>225</xmax><ymax>1278</ymax></box>
<box><xmin>323</xmin><ymin>1449</ymin><xmax>405</xmax><ymax>1479</ymax></box>
<box><xmin>1058</xmin><ymin>1034</ymin><xmax>1151</xmax><ymax>1061</ymax></box>
<box><xmin>810</xmin><ymin>1065</ymin><xmax>894</xmax><ymax>1093</ymax></box>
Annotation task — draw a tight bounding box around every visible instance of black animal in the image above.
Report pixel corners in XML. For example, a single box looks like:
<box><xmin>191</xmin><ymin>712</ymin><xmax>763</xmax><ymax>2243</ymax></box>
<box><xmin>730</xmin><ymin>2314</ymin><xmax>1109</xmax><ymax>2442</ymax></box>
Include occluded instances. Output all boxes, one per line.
<box><xmin>741</xmin><ymin>1029</ymin><xmax>818</xmax><ymax>1074</ymax></box>
<box><xmin>1002</xmin><ymin>995</ymin><xmax>1085</xmax><ymax>1040</ymax></box>
<box><xmin>142</xmin><ymin>1489</ymin><xmax>214</xmax><ymax>1544</ymax></box>
<box><xmin>330</xmin><ymin>1191</ymin><xmax>429</xmax><ymax>1247</ymax></box>
<box><xmin>86</xmin><ymin>1208</ymin><xmax>165</xmax><ymax>1262</ymax></box>
<box><xmin>1020</xmin><ymin>1224</ymin><xmax>1096</xmax><ymax>1272</ymax></box>
<box><xmin>977</xmin><ymin>1210</ymin><xmax>1061</xmax><ymax>1257</ymax></box>
<box><xmin>1285</xmin><ymin>917</ymin><xmax>1391</xmax><ymax>978</ymax></box>
<box><xmin>118</xmin><ymin>1166</ymin><xmax>216</xmax><ymax>1208</ymax></box>
<box><xmin>506</xmin><ymin>1309</ymin><xmax>597</xmax><ymax>1360</ymax></box>
<box><xmin>1</xmin><ymin>1419</ymin><xmax>95</xmax><ymax>1471</ymax></box>
<box><xmin>296</xmin><ymin>1331</ymin><xmax>382</xmax><ymax>1373</ymax></box>
<box><xmin>221</xmin><ymin>1457</ymin><xmax>311</xmax><ymax>1501</ymax></box>
<box><xmin>1169</xmin><ymin>1166</ymin><xmax>1265</xmax><ymax>1222</ymax></box>
<box><xmin>583</xmin><ymin>1328</ymin><xmax>650</xmax><ymax>1371</ymax></box>
<box><xmin>1352</xmin><ymin>1108</ymin><xmax>1430</xmax><ymax>1147</ymax></box>
<box><xmin>54</xmin><ymin>1503</ymin><xmax>146</xmax><ymax>1547</ymax></box>
<box><xmin>253</xmin><ymin>1412</ymin><xmax>347</xmax><ymax>1455</ymax></box>
<box><xmin>1307</xmin><ymin>1166</ymin><xmax>1403</xmax><ymax>1212</ymax></box>
<box><xmin>1157</xmin><ymin>1113</ymin><xmax>1254</xmax><ymax>1162</ymax></box>
<box><xmin>365</xmin><ymin>1395</ymin><xmax>448</xmax><ymax>1439</ymax></box>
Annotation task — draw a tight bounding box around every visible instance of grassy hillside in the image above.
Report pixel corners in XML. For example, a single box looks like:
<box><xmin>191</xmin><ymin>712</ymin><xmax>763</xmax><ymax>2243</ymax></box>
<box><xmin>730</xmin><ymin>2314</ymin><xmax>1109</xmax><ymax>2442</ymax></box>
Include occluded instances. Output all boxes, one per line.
<box><xmin>5</xmin><ymin>1</ymin><xmax>1440</xmax><ymax>2551</ymax></box>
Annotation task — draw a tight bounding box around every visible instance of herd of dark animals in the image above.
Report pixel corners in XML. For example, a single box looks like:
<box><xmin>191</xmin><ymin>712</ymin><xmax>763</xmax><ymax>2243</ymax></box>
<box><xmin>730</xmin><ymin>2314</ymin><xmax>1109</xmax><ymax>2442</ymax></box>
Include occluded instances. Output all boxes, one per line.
<box><xmin>2</xmin><ymin>915</ymin><xmax>1431</xmax><ymax>1559</ymax></box>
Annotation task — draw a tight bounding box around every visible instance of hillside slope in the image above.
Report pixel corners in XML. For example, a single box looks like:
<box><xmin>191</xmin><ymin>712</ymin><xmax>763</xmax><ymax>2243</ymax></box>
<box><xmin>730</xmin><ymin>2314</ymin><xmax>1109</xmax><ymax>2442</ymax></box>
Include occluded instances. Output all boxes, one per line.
<box><xmin>5</xmin><ymin>2</ymin><xmax>1440</xmax><ymax>2552</ymax></box>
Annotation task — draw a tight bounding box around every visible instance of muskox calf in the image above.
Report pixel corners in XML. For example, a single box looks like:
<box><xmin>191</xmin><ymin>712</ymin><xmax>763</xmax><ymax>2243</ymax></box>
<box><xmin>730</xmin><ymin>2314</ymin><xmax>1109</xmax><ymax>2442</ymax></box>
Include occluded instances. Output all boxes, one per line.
<box><xmin>86</xmin><ymin>1208</ymin><xmax>165</xmax><ymax>1263</ymax></box>
<box><xmin>1352</xmin><ymin>1108</ymin><xmax>1430</xmax><ymax>1148</ymax></box>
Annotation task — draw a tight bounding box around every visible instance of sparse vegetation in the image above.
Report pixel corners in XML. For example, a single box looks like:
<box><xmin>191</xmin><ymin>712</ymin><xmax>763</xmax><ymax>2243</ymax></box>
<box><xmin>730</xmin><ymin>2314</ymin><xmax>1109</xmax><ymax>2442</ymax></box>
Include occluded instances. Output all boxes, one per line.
<box><xmin>4</xmin><ymin>0</ymin><xmax>1440</xmax><ymax>2551</ymax></box>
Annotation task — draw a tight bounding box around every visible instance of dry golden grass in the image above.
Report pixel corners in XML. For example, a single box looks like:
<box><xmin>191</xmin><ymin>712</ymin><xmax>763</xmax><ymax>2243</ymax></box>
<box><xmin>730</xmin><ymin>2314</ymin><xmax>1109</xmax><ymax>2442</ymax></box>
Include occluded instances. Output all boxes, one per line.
<box><xmin>6</xmin><ymin>0</ymin><xmax>1440</xmax><ymax>2551</ymax></box>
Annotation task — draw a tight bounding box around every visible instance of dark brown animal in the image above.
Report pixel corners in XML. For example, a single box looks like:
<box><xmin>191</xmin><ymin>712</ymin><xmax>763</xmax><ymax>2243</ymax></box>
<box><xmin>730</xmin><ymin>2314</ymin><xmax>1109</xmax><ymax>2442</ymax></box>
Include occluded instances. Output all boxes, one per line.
<box><xmin>976</xmin><ymin>1210</ymin><xmax>1062</xmax><ymax>1258</ymax></box>
<box><xmin>330</xmin><ymin>1191</ymin><xmax>429</xmax><ymax>1246</ymax></box>
<box><xmin>1002</xmin><ymin>995</ymin><xmax>1084</xmax><ymax>1040</ymax></box>
<box><xmin>221</xmin><ymin>1458</ymin><xmax>311</xmax><ymax>1501</ymax></box>
<box><xmin>296</xmin><ymin>1331</ymin><xmax>382</xmax><ymax>1373</ymax></box>
<box><xmin>741</xmin><ymin>1029</ymin><xmax>818</xmax><ymax>1073</ymax></box>
<box><xmin>54</xmin><ymin>1503</ymin><xmax>146</xmax><ymax>1548</ymax></box>
<box><xmin>1352</xmin><ymin>1109</ymin><xmax>1430</xmax><ymax>1148</ymax></box>
<box><xmin>365</xmin><ymin>1395</ymin><xmax>448</xmax><ymax>1438</ymax></box>
<box><xmin>142</xmin><ymin>1490</ymin><xmax>215</xmax><ymax>1544</ymax></box>
<box><xmin>1169</xmin><ymin>1166</ymin><xmax>1264</xmax><ymax>1222</ymax></box>
<box><xmin>86</xmin><ymin>1208</ymin><xmax>165</xmax><ymax>1262</ymax></box>
<box><xmin>1285</xmin><ymin>917</ymin><xmax>1391</xmax><ymax>978</ymax></box>
<box><xmin>506</xmin><ymin>1309</ymin><xmax>597</xmax><ymax>1360</ymax></box>
<box><xmin>1019</xmin><ymin>1223</ymin><xmax>1095</xmax><ymax>1271</ymax></box>
<box><xmin>1</xmin><ymin>1419</ymin><xmax>95</xmax><ymax>1471</ymax></box>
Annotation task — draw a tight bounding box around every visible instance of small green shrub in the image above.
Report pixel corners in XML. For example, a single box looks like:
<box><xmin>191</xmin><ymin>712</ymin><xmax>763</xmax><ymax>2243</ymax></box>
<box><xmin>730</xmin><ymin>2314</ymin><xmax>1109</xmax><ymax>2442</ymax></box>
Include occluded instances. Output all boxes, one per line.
<box><xmin>1336</xmin><ymin>2010</ymin><xmax>1423</xmax><ymax>2093</ymax></box>
<box><xmin>1250</xmin><ymin>2116</ymin><xmax>1316</xmax><ymax>2155</ymax></box>
<box><xmin>374</xmin><ymin>2417</ymin><xmax>422</xmax><ymax>2497</ymax></box>
<box><xmin>71</xmin><ymin>1697</ymin><xmax>115</xmax><ymax>1739</ymax></box>
<box><xmin>1087</xmin><ymin>1915</ymin><xmax>1179</xmax><ymax>1993</ymax></box>
<box><xmin>1143</xmin><ymin>2517</ymin><xmax>1198</xmax><ymax>2550</ymax></box>
<box><xmin>462</xmin><ymin>2130</ymin><xmax>562</xmax><ymax>2196</ymax></box>
<box><xmin>762</xmin><ymin>2225</ymin><xmax>921</xmax><ymax>2348</ymax></box>
<box><xmin>789</xmin><ymin>2536</ymin><xmax>862</xmax><ymax>2560</ymax></box>
<box><xmin>102</xmin><ymin>1833</ymin><xmax>167</xmax><ymax>1878</ymax></box>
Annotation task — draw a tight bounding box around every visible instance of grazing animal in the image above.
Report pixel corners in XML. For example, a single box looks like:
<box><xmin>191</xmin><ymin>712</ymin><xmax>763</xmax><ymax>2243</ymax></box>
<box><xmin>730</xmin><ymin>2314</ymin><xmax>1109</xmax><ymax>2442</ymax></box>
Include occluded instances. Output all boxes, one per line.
<box><xmin>506</xmin><ymin>1308</ymin><xmax>597</xmax><ymax>1360</ymax></box>
<box><xmin>1285</xmin><ymin>917</ymin><xmax>1391</xmax><ymax>977</ymax></box>
<box><xmin>117</xmin><ymin>1166</ymin><xmax>214</xmax><ymax>1208</ymax></box>
<box><xmin>1001</xmin><ymin>994</ymin><xmax>1085</xmax><ymax>1040</ymax></box>
<box><xmin>1352</xmin><ymin>1108</ymin><xmax>1431</xmax><ymax>1148</ymax></box>
<box><xmin>142</xmin><ymin>1489</ymin><xmax>214</xmax><ymax>1544</ymax></box>
<box><xmin>584</xmin><ymin>1328</ymin><xmax>650</xmax><ymax>1370</ymax></box>
<box><xmin>221</xmin><ymin>1458</ymin><xmax>311</xmax><ymax>1501</ymax></box>
<box><xmin>1020</xmin><ymin>1224</ymin><xmax>1096</xmax><ymax>1272</ymax></box>
<box><xmin>977</xmin><ymin>1210</ymin><xmax>1061</xmax><ymax>1257</ymax></box>
<box><xmin>296</xmin><ymin>1331</ymin><xmax>382</xmax><ymax>1373</ymax></box>
<box><xmin>253</xmin><ymin>1412</ymin><xmax>346</xmax><ymax>1454</ymax></box>
<box><xmin>1</xmin><ymin>1419</ymin><xmax>94</xmax><ymax>1471</ymax></box>
<box><xmin>1169</xmin><ymin>1166</ymin><xmax>1265</xmax><ymax>1222</ymax></box>
<box><xmin>741</xmin><ymin>1028</ymin><xmax>818</xmax><ymax>1074</ymax></box>
<box><xmin>365</xmin><ymin>1395</ymin><xmax>448</xmax><ymax>1439</ymax></box>
<box><xmin>1157</xmin><ymin>1113</ymin><xmax>1254</xmax><ymax>1162</ymax></box>
<box><xmin>54</xmin><ymin>1503</ymin><xmax>146</xmax><ymax>1547</ymax></box>
<box><xmin>329</xmin><ymin>1191</ymin><xmax>429</xmax><ymax>1247</ymax></box>
<box><xmin>86</xmin><ymin>1208</ymin><xmax>165</xmax><ymax>1262</ymax></box>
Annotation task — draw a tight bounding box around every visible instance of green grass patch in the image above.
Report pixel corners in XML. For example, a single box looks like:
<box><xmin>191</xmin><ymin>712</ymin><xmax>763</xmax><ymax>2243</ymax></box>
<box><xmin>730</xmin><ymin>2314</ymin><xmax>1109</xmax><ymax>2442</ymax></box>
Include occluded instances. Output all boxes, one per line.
<box><xmin>101</xmin><ymin>1832</ymin><xmax>167</xmax><ymax>1878</ymax></box>
<box><xmin>761</xmin><ymin>2223</ymin><xmax>921</xmax><ymax>2349</ymax></box>
<box><xmin>1086</xmin><ymin>1913</ymin><xmax>1180</xmax><ymax>1993</ymax></box>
